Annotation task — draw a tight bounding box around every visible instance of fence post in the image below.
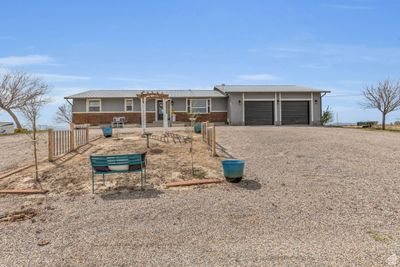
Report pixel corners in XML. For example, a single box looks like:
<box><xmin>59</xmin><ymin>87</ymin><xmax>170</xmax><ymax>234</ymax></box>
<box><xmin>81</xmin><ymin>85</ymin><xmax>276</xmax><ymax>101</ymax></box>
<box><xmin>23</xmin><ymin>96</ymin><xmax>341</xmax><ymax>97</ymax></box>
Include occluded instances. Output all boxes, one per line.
<box><xmin>205</xmin><ymin>121</ymin><xmax>209</xmax><ymax>142</ymax></box>
<box><xmin>70</xmin><ymin>123</ymin><xmax>75</xmax><ymax>151</ymax></box>
<box><xmin>85</xmin><ymin>124</ymin><xmax>89</xmax><ymax>144</ymax></box>
<box><xmin>48</xmin><ymin>128</ymin><xmax>54</xmax><ymax>162</ymax></box>
<box><xmin>212</xmin><ymin>125</ymin><xmax>216</xmax><ymax>157</ymax></box>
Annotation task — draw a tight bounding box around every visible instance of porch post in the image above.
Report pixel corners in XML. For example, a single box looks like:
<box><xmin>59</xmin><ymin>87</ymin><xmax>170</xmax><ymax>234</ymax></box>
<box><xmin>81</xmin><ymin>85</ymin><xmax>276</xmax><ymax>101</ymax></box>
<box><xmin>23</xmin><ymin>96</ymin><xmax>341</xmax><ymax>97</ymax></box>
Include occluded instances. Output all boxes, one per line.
<box><xmin>163</xmin><ymin>99</ymin><xmax>168</xmax><ymax>135</ymax></box>
<box><xmin>143</xmin><ymin>97</ymin><xmax>147</xmax><ymax>133</ymax></box>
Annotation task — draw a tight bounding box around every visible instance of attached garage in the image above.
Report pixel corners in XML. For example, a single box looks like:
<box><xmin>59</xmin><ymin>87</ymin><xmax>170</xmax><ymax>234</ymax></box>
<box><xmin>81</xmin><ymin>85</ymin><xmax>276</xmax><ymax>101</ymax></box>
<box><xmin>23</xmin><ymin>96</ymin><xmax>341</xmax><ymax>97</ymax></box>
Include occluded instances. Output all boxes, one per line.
<box><xmin>244</xmin><ymin>101</ymin><xmax>274</xmax><ymax>125</ymax></box>
<box><xmin>281</xmin><ymin>101</ymin><xmax>309</xmax><ymax>125</ymax></box>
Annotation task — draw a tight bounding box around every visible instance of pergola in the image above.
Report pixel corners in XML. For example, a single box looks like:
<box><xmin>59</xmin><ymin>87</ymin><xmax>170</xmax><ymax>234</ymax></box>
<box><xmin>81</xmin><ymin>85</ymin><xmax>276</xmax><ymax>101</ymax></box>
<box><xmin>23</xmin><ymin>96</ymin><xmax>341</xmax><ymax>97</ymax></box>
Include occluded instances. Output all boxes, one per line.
<box><xmin>136</xmin><ymin>91</ymin><xmax>170</xmax><ymax>134</ymax></box>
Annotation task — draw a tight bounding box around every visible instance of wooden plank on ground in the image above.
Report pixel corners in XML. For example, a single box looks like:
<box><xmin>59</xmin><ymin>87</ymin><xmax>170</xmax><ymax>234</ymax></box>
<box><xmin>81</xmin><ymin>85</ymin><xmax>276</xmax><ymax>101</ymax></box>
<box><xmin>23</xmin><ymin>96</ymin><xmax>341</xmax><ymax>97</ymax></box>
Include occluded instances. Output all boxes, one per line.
<box><xmin>164</xmin><ymin>179</ymin><xmax>223</xmax><ymax>188</ymax></box>
<box><xmin>0</xmin><ymin>189</ymin><xmax>48</xmax><ymax>194</ymax></box>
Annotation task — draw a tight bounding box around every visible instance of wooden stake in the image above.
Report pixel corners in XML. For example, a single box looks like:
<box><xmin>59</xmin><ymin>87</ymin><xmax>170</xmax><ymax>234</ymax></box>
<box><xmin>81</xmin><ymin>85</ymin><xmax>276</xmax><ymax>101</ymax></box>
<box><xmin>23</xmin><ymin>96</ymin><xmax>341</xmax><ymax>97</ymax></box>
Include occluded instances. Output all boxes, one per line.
<box><xmin>212</xmin><ymin>125</ymin><xmax>216</xmax><ymax>156</ymax></box>
<box><xmin>85</xmin><ymin>124</ymin><xmax>89</xmax><ymax>144</ymax></box>
<box><xmin>48</xmin><ymin>129</ymin><xmax>54</xmax><ymax>162</ymax></box>
<box><xmin>70</xmin><ymin>123</ymin><xmax>75</xmax><ymax>151</ymax></box>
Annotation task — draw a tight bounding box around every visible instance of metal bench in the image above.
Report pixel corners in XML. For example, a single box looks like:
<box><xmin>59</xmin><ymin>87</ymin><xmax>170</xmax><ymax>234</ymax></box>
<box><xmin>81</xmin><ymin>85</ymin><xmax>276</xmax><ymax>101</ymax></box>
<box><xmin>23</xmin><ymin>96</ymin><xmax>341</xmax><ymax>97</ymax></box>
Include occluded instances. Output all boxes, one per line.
<box><xmin>89</xmin><ymin>153</ymin><xmax>147</xmax><ymax>193</ymax></box>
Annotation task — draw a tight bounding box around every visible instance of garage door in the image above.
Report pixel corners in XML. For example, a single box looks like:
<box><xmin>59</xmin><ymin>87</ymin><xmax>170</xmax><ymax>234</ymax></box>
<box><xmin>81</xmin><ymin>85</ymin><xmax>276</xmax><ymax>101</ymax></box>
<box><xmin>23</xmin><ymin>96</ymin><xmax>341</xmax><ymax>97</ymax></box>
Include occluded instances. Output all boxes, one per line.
<box><xmin>282</xmin><ymin>101</ymin><xmax>309</xmax><ymax>125</ymax></box>
<box><xmin>244</xmin><ymin>101</ymin><xmax>274</xmax><ymax>125</ymax></box>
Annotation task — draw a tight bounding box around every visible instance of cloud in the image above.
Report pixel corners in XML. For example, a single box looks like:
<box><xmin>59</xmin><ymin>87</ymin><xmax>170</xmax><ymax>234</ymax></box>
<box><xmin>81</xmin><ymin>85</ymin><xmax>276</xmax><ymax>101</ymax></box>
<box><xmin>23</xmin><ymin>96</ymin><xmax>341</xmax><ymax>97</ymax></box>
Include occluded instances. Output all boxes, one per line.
<box><xmin>238</xmin><ymin>73</ymin><xmax>280</xmax><ymax>81</ymax></box>
<box><xmin>37</xmin><ymin>73</ymin><xmax>90</xmax><ymax>82</ymax></box>
<box><xmin>324</xmin><ymin>3</ymin><xmax>374</xmax><ymax>10</ymax></box>
<box><xmin>300</xmin><ymin>64</ymin><xmax>330</xmax><ymax>69</ymax></box>
<box><xmin>0</xmin><ymin>55</ymin><xmax>54</xmax><ymax>66</ymax></box>
<box><xmin>109</xmin><ymin>77</ymin><xmax>145</xmax><ymax>82</ymax></box>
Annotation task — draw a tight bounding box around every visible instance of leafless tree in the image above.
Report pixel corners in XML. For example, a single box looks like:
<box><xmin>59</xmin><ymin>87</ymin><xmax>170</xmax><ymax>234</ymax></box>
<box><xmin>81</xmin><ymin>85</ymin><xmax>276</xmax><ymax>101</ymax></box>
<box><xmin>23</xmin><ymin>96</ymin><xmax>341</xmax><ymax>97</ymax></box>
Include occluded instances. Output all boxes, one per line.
<box><xmin>55</xmin><ymin>103</ymin><xmax>72</xmax><ymax>124</ymax></box>
<box><xmin>19</xmin><ymin>86</ymin><xmax>50</xmax><ymax>187</ymax></box>
<box><xmin>361</xmin><ymin>79</ymin><xmax>400</xmax><ymax>130</ymax></box>
<box><xmin>0</xmin><ymin>71</ymin><xmax>48</xmax><ymax>129</ymax></box>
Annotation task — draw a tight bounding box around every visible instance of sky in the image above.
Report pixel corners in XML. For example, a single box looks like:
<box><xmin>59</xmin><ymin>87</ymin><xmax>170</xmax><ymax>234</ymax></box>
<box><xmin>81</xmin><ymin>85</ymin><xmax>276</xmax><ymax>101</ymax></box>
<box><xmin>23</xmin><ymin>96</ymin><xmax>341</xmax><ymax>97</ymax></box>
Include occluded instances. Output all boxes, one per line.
<box><xmin>0</xmin><ymin>0</ymin><xmax>400</xmax><ymax>126</ymax></box>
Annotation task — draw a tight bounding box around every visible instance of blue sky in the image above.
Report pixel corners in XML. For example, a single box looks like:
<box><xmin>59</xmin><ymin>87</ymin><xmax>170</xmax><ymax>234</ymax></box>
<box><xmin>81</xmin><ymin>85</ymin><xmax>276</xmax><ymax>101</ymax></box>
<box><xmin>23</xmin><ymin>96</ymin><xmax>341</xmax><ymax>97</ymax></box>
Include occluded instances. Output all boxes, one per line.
<box><xmin>1</xmin><ymin>0</ymin><xmax>400</xmax><ymax>126</ymax></box>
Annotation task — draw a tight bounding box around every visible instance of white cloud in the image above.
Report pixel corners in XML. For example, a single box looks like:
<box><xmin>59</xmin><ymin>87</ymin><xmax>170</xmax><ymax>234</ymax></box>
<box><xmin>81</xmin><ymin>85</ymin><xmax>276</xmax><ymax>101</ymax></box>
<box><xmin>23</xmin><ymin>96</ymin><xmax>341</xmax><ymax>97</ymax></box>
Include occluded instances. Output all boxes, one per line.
<box><xmin>300</xmin><ymin>64</ymin><xmax>330</xmax><ymax>69</ymax></box>
<box><xmin>37</xmin><ymin>73</ymin><xmax>90</xmax><ymax>82</ymax></box>
<box><xmin>0</xmin><ymin>55</ymin><xmax>54</xmax><ymax>66</ymax></box>
<box><xmin>238</xmin><ymin>73</ymin><xmax>280</xmax><ymax>81</ymax></box>
<box><xmin>325</xmin><ymin>4</ymin><xmax>373</xmax><ymax>10</ymax></box>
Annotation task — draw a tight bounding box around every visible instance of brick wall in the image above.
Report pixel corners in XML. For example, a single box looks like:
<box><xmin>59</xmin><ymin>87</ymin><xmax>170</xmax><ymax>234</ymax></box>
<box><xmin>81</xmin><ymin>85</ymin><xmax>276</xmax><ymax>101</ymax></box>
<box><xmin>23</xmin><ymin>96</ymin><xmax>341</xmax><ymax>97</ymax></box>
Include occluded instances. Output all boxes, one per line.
<box><xmin>175</xmin><ymin>112</ymin><xmax>227</xmax><ymax>123</ymax></box>
<box><xmin>72</xmin><ymin>112</ymin><xmax>155</xmax><ymax>125</ymax></box>
<box><xmin>73</xmin><ymin>111</ymin><xmax>227</xmax><ymax>125</ymax></box>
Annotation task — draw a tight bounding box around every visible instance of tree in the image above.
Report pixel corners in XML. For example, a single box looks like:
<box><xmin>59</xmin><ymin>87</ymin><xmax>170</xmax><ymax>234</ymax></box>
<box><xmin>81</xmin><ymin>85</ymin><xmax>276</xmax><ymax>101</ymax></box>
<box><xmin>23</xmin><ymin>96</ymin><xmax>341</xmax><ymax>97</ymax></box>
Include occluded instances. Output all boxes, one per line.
<box><xmin>0</xmin><ymin>71</ymin><xmax>48</xmax><ymax>129</ymax></box>
<box><xmin>55</xmin><ymin>103</ymin><xmax>72</xmax><ymax>124</ymax></box>
<box><xmin>361</xmin><ymin>79</ymin><xmax>400</xmax><ymax>130</ymax></box>
<box><xmin>19</xmin><ymin>83</ymin><xmax>50</xmax><ymax>186</ymax></box>
<box><xmin>321</xmin><ymin>106</ymin><xmax>333</xmax><ymax>125</ymax></box>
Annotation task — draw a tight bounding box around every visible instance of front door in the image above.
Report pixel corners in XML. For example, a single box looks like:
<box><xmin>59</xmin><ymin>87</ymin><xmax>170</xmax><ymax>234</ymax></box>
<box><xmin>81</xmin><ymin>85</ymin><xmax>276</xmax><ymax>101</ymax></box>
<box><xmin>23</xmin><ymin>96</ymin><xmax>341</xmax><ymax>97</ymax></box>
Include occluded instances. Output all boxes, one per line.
<box><xmin>157</xmin><ymin>100</ymin><xmax>163</xmax><ymax>120</ymax></box>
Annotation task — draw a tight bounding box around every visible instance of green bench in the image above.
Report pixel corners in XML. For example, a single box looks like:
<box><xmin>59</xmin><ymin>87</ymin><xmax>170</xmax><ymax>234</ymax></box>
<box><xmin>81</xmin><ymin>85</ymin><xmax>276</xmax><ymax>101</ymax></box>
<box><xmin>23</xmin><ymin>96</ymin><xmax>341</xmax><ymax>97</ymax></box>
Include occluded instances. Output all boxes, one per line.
<box><xmin>89</xmin><ymin>153</ymin><xmax>147</xmax><ymax>193</ymax></box>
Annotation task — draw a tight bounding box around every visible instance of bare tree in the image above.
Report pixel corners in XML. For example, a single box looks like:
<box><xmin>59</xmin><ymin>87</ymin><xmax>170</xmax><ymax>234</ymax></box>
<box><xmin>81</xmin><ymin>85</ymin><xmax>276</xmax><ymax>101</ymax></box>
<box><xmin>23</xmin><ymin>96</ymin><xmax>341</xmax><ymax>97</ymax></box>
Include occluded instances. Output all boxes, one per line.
<box><xmin>0</xmin><ymin>71</ymin><xmax>48</xmax><ymax>129</ymax></box>
<box><xmin>55</xmin><ymin>103</ymin><xmax>72</xmax><ymax>124</ymax></box>
<box><xmin>361</xmin><ymin>79</ymin><xmax>400</xmax><ymax>130</ymax></box>
<box><xmin>19</xmin><ymin>84</ymin><xmax>50</xmax><ymax>187</ymax></box>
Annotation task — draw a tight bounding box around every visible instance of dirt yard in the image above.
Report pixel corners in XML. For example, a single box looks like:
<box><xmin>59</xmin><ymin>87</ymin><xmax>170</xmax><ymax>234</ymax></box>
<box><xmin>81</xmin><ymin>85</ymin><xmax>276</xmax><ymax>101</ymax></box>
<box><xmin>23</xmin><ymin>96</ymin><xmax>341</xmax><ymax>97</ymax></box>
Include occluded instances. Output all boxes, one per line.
<box><xmin>0</xmin><ymin>129</ymin><xmax>224</xmax><ymax>194</ymax></box>
<box><xmin>0</xmin><ymin>128</ymin><xmax>107</xmax><ymax>173</ymax></box>
<box><xmin>1</xmin><ymin>126</ymin><xmax>400</xmax><ymax>266</ymax></box>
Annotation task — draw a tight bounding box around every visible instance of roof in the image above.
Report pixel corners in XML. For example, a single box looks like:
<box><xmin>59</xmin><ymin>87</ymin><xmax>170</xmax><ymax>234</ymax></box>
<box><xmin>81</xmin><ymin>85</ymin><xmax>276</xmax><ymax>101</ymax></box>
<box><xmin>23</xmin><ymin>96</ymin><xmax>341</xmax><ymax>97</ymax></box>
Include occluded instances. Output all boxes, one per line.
<box><xmin>65</xmin><ymin>89</ymin><xmax>226</xmax><ymax>99</ymax></box>
<box><xmin>0</xmin><ymin>122</ymin><xmax>13</xmax><ymax>127</ymax></box>
<box><xmin>214</xmin><ymin>84</ymin><xmax>330</xmax><ymax>93</ymax></box>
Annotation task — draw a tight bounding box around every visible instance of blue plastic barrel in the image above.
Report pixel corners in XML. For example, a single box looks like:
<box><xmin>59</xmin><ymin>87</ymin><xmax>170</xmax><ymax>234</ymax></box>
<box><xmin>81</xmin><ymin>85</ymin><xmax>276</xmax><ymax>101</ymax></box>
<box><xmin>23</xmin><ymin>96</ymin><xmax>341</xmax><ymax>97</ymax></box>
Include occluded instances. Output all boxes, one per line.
<box><xmin>194</xmin><ymin>123</ymin><xmax>202</xmax><ymax>133</ymax></box>
<box><xmin>221</xmin><ymin>159</ymin><xmax>245</xmax><ymax>183</ymax></box>
<box><xmin>102</xmin><ymin>127</ymin><xmax>113</xmax><ymax>138</ymax></box>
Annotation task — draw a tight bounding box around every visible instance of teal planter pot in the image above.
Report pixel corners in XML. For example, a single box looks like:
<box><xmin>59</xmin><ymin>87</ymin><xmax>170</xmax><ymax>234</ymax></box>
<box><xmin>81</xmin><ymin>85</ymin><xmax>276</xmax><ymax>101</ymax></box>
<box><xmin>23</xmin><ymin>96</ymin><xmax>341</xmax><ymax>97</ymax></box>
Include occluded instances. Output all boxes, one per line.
<box><xmin>194</xmin><ymin>123</ymin><xmax>202</xmax><ymax>133</ymax></box>
<box><xmin>221</xmin><ymin>159</ymin><xmax>245</xmax><ymax>183</ymax></box>
<box><xmin>102</xmin><ymin>127</ymin><xmax>113</xmax><ymax>138</ymax></box>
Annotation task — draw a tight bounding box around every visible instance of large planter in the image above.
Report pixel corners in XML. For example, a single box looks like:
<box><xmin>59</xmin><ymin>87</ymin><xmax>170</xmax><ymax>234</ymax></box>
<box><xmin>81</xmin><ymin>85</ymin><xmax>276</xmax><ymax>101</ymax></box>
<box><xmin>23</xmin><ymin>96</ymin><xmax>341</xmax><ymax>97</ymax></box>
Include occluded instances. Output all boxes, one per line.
<box><xmin>102</xmin><ymin>127</ymin><xmax>113</xmax><ymax>138</ymax></box>
<box><xmin>221</xmin><ymin>159</ymin><xmax>245</xmax><ymax>183</ymax></box>
<box><xmin>194</xmin><ymin>123</ymin><xmax>202</xmax><ymax>133</ymax></box>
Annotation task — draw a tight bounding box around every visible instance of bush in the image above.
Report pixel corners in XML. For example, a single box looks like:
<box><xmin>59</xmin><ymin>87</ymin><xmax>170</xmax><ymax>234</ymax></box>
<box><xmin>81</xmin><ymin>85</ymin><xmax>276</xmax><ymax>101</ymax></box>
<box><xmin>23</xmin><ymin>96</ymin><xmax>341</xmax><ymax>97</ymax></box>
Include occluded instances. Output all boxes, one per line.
<box><xmin>14</xmin><ymin>128</ymin><xmax>28</xmax><ymax>134</ymax></box>
<box><xmin>321</xmin><ymin>106</ymin><xmax>333</xmax><ymax>125</ymax></box>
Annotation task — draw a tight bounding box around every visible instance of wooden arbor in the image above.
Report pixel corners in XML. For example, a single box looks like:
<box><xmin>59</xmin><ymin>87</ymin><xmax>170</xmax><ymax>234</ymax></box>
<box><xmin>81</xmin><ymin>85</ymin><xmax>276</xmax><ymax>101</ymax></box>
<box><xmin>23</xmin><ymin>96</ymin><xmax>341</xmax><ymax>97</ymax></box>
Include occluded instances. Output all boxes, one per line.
<box><xmin>137</xmin><ymin>91</ymin><xmax>170</xmax><ymax>134</ymax></box>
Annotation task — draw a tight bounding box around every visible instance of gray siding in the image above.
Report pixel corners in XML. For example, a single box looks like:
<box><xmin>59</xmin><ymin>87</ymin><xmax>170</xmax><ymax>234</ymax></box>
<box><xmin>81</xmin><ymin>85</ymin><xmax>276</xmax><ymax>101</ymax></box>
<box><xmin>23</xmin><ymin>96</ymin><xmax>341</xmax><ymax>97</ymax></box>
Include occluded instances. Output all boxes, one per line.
<box><xmin>244</xmin><ymin>92</ymin><xmax>275</xmax><ymax>99</ymax></box>
<box><xmin>211</xmin><ymin>98</ymin><xmax>228</xmax><ymax>111</ymax></box>
<box><xmin>72</xmin><ymin>99</ymin><xmax>86</xmax><ymax>112</ymax></box>
<box><xmin>102</xmin><ymin>98</ymin><xmax>124</xmax><ymax>112</ymax></box>
<box><xmin>172</xmin><ymin>98</ymin><xmax>186</xmax><ymax>112</ymax></box>
<box><xmin>281</xmin><ymin>92</ymin><xmax>312</xmax><ymax>99</ymax></box>
<box><xmin>228</xmin><ymin>93</ymin><xmax>244</xmax><ymax>125</ymax></box>
<box><xmin>312</xmin><ymin>92</ymin><xmax>322</xmax><ymax>125</ymax></box>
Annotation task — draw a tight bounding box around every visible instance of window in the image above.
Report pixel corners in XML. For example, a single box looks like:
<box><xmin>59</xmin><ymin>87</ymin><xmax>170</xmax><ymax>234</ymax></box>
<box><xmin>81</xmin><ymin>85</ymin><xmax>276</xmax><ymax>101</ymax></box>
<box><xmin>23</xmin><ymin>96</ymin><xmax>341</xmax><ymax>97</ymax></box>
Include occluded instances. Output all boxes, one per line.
<box><xmin>125</xmin><ymin>99</ymin><xmax>133</xmax><ymax>112</ymax></box>
<box><xmin>87</xmin><ymin>99</ymin><xmax>101</xmax><ymax>112</ymax></box>
<box><xmin>187</xmin><ymin>99</ymin><xmax>210</xmax><ymax>114</ymax></box>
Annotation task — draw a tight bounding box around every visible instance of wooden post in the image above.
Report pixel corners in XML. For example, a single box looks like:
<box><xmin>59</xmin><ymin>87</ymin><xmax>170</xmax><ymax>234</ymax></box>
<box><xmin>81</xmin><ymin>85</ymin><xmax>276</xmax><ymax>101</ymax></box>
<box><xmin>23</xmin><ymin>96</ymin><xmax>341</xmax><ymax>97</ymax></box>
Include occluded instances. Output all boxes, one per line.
<box><xmin>205</xmin><ymin>121</ymin><xmax>209</xmax><ymax>142</ymax></box>
<box><xmin>70</xmin><ymin>123</ymin><xmax>75</xmax><ymax>151</ymax></box>
<box><xmin>48</xmin><ymin>129</ymin><xmax>54</xmax><ymax>162</ymax></box>
<box><xmin>212</xmin><ymin>125</ymin><xmax>216</xmax><ymax>157</ymax></box>
<box><xmin>85</xmin><ymin>124</ymin><xmax>89</xmax><ymax>144</ymax></box>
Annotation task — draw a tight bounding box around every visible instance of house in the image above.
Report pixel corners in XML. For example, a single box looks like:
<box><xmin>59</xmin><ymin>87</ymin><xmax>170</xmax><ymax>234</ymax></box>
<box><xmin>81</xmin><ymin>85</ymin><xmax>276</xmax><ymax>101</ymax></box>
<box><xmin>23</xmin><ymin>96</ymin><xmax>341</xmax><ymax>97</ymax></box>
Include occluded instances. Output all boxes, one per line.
<box><xmin>0</xmin><ymin>122</ymin><xmax>14</xmax><ymax>134</ymax></box>
<box><xmin>65</xmin><ymin>85</ymin><xmax>330</xmax><ymax>126</ymax></box>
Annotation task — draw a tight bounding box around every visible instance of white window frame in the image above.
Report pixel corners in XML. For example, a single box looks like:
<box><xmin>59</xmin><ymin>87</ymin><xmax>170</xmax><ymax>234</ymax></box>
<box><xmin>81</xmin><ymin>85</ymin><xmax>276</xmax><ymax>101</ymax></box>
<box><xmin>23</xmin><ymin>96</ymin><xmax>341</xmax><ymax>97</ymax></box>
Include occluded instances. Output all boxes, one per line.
<box><xmin>87</xmin><ymin>99</ymin><xmax>101</xmax><ymax>112</ymax></box>
<box><xmin>187</xmin><ymin>98</ymin><xmax>210</xmax><ymax>114</ymax></box>
<box><xmin>124</xmin><ymin>98</ymin><xmax>134</xmax><ymax>112</ymax></box>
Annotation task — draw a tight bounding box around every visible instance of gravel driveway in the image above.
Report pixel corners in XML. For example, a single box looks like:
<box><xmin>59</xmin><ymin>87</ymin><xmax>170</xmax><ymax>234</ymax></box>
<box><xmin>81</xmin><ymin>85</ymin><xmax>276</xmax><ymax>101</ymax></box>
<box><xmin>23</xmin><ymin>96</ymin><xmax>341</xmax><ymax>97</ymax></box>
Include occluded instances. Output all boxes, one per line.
<box><xmin>1</xmin><ymin>126</ymin><xmax>400</xmax><ymax>266</ymax></box>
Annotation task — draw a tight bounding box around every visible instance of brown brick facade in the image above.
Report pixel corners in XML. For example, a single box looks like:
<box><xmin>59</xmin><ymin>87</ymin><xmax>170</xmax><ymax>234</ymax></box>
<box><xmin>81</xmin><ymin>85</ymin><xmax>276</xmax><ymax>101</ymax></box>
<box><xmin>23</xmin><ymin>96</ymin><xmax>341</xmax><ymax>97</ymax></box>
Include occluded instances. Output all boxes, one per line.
<box><xmin>72</xmin><ymin>112</ymin><xmax>155</xmax><ymax>125</ymax></box>
<box><xmin>174</xmin><ymin>112</ymin><xmax>227</xmax><ymax>123</ymax></box>
<box><xmin>73</xmin><ymin>112</ymin><xmax>227</xmax><ymax>125</ymax></box>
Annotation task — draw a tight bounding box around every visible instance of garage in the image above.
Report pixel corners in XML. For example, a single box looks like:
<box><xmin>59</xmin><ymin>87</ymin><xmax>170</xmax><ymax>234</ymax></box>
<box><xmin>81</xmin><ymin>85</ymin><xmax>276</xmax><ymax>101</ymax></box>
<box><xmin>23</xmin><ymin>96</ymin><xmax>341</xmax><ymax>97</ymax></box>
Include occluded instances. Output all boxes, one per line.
<box><xmin>244</xmin><ymin>101</ymin><xmax>274</xmax><ymax>125</ymax></box>
<box><xmin>281</xmin><ymin>101</ymin><xmax>309</xmax><ymax>125</ymax></box>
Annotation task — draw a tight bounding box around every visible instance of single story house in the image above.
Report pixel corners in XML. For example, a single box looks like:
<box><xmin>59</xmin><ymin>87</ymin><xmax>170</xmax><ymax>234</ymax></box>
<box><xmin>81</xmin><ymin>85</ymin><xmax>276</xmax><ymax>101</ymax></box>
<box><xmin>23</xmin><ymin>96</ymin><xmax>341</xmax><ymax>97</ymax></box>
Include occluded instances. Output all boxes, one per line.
<box><xmin>65</xmin><ymin>85</ymin><xmax>330</xmax><ymax>126</ymax></box>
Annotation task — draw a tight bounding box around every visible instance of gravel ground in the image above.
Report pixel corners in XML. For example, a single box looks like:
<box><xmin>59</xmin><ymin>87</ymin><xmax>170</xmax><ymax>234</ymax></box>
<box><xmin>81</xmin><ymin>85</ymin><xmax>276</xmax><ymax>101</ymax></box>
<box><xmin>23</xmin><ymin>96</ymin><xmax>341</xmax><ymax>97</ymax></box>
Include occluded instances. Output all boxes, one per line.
<box><xmin>1</xmin><ymin>126</ymin><xmax>400</xmax><ymax>266</ymax></box>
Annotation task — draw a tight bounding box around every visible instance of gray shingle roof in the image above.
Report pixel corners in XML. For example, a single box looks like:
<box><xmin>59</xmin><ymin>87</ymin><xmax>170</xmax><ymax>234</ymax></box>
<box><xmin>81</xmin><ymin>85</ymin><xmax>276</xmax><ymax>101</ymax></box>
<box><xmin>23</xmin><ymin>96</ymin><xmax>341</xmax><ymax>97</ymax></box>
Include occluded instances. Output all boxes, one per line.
<box><xmin>214</xmin><ymin>85</ymin><xmax>330</xmax><ymax>93</ymax></box>
<box><xmin>65</xmin><ymin>89</ymin><xmax>226</xmax><ymax>99</ymax></box>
